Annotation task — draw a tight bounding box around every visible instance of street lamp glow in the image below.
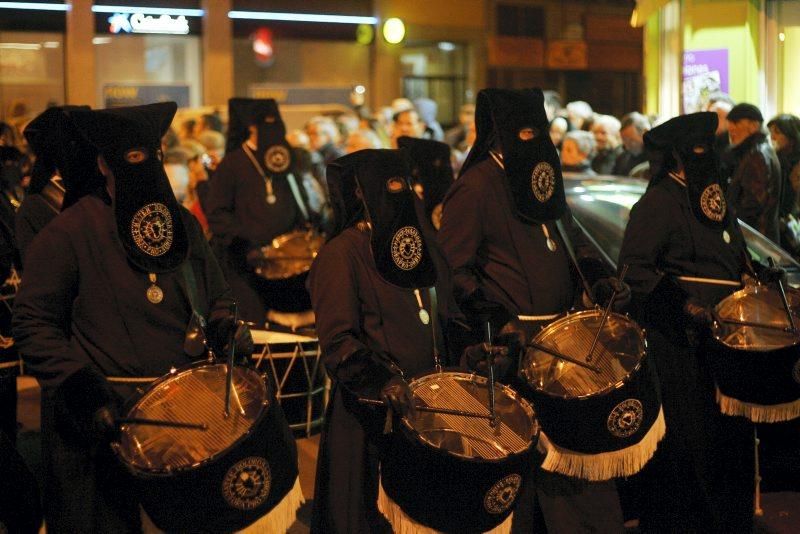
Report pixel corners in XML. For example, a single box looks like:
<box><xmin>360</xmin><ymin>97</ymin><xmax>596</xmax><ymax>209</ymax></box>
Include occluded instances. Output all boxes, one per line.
<box><xmin>382</xmin><ymin>17</ymin><xmax>405</xmax><ymax>44</ymax></box>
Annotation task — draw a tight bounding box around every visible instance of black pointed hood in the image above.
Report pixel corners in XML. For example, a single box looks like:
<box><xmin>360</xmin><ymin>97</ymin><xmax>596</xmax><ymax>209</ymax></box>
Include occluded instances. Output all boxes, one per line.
<box><xmin>227</xmin><ymin>98</ymin><xmax>292</xmax><ymax>176</ymax></box>
<box><xmin>327</xmin><ymin>149</ymin><xmax>437</xmax><ymax>289</ymax></box>
<box><xmin>71</xmin><ymin>102</ymin><xmax>189</xmax><ymax>273</ymax></box>
<box><xmin>461</xmin><ymin>88</ymin><xmax>566</xmax><ymax>224</ymax></box>
<box><xmin>396</xmin><ymin>136</ymin><xmax>453</xmax><ymax>230</ymax></box>
<box><xmin>644</xmin><ymin>112</ymin><xmax>728</xmax><ymax>229</ymax></box>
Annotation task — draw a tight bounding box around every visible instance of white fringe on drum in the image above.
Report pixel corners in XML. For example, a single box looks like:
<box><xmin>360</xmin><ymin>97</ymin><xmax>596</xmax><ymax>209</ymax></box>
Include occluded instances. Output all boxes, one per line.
<box><xmin>716</xmin><ymin>387</ymin><xmax>800</xmax><ymax>423</ymax></box>
<box><xmin>377</xmin><ymin>479</ymin><xmax>513</xmax><ymax>534</ymax></box>
<box><xmin>140</xmin><ymin>477</ymin><xmax>304</xmax><ymax>534</ymax></box>
<box><xmin>539</xmin><ymin>407</ymin><xmax>666</xmax><ymax>482</ymax></box>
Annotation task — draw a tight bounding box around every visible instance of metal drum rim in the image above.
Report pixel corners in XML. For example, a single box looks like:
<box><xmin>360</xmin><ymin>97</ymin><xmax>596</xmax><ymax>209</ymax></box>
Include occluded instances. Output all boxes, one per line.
<box><xmin>712</xmin><ymin>284</ymin><xmax>800</xmax><ymax>350</ymax></box>
<box><xmin>116</xmin><ymin>362</ymin><xmax>271</xmax><ymax>476</ymax></box>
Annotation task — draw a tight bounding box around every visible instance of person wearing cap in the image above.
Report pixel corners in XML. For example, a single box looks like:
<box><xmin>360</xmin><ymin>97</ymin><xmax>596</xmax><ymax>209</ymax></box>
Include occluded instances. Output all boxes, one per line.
<box><xmin>438</xmin><ymin>88</ymin><xmax>628</xmax><ymax>533</ymax></box>
<box><xmin>397</xmin><ymin>136</ymin><xmax>454</xmax><ymax>231</ymax></box>
<box><xmin>723</xmin><ymin>102</ymin><xmax>782</xmax><ymax>243</ymax></box>
<box><xmin>12</xmin><ymin>102</ymin><xmax>252</xmax><ymax>532</ymax></box>
<box><xmin>308</xmin><ymin>149</ymin><xmax>456</xmax><ymax>533</ymax></box>
<box><xmin>618</xmin><ymin>112</ymin><xmax>781</xmax><ymax>532</ymax></box>
<box><xmin>206</xmin><ymin>98</ymin><xmax>323</xmax><ymax>325</ymax></box>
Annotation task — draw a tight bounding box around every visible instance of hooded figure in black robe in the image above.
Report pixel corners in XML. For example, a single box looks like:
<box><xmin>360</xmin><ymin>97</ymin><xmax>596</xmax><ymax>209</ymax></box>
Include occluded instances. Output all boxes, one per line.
<box><xmin>206</xmin><ymin>98</ymin><xmax>320</xmax><ymax>324</ymax></box>
<box><xmin>617</xmin><ymin>112</ymin><xmax>776</xmax><ymax>532</ymax></box>
<box><xmin>16</xmin><ymin>105</ymin><xmax>106</xmax><ymax>263</ymax></box>
<box><xmin>308</xmin><ymin>149</ymin><xmax>455</xmax><ymax>533</ymax></box>
<box><xmin>437</xmin><ymin>87</ymin><xmax>627</xmax><ymax>533</ymax></box>
<box><xmin>397</xmin><ymin>136</ymin><xmax>454</xmax><ymax>231</ymax></box>
<box><xmin>12</xmin><ymin>102</ymin><xmax>244</xmax><ymax>533</ymax></box>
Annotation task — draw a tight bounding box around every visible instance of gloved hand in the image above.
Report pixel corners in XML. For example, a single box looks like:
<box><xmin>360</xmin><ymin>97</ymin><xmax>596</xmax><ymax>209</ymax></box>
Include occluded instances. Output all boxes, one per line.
<box><xmin>683</xmin><ymin>296</ymin><xmax>718</xmax><ymax>328</ymax></box>
<box><xmin>380</xmin><ymin>375</ymin><xmax>416</xmax><ymax>419</ymax></box>
<box><xmin>460</xmin><ymin>290</ymin><xmax>512</xmax><ymax>327</ymax></box>
<box><xmin>91</xmin><ymin>404</ymin><xmax>120</xmax><ymax>444</ymax></box>
<box><xmin>245</xmin><ymin>247</ymin><xmax>265</xmax><ymax>269</ymax></box>
<box><xmin>462</xmin><ymin>320</ymin><xmax>525</xmax><ymax>379</ymax></box>
<box><xmin>207</xmin><ymin>299</ymin><xmax>253</xmax><ymax>359</ymax></box>
<box><xmin>590</xmin><ymin>277</ymin><xmax>632</xmax><ymax>311</ymax></box>
<box><xmin>758</xmin><ymin>265</ymin><xmax>786</xmax><ymax>285</ymax></box>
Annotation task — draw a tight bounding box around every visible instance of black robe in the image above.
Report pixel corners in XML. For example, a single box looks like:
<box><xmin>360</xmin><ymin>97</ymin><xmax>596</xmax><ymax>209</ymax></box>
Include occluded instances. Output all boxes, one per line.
<box><xmin>618</xmin><ymin>176</ymin><xmax>754</xmax><ymax>533</ymax></box>
<box><xmin>438</xmin><ymin>157</ymin><xmax>624</xmax><ymax>534</ymax></box>
<box><xmin>15</xmin><ymin>179</ymin><xmax>64</xmax><ymax>265</ymax></box>
<box><xmin>12</xmin><ymin>194</ymin><xmax>229</xmax><ymax>533</ymax></box>
<box><xmin>307</xmin><ymin>222</ymin><xmax>454</xmax><ymax>534</ymax></box>
<box><xmin>205</xmin><ymin>146</ymin><xmax>307</xmax><ymax>324</ymax></box>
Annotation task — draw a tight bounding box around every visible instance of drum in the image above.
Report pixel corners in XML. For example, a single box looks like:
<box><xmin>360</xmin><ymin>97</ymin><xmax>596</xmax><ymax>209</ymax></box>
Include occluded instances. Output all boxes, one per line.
<box><xmin>251</xmin><ymin>329</ymin><xmax>329</xmax><ymax>437</ymax></box>
<box><xmin>710</xmin><ymin>284</ymin><xmax>800</xmax><ymax>422</ymax></box>
<box><xmin>379</xmin><ymin>371</ymin><xmax>540</xmax><ymax>533</ymax></box>
<box><xmin>519</xmin><ymin>309</ymin><xmax>664</xmax><ymax>481</ymax></box>
<box><xmin>114</xmin><ymin>361</ymin><xmax>300</xmax><ymax>532</ymax></box>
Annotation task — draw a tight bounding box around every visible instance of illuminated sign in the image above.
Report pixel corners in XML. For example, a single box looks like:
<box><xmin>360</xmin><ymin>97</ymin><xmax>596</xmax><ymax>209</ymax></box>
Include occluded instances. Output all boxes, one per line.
<box><xmin>108</xmin><ymin>12</ymin><xmax>190</xmax><ymax>35</ymax></box>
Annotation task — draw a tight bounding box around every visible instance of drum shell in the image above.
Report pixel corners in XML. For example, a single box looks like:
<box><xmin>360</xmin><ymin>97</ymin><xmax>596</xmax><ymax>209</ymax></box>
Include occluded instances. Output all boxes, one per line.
<box><xmin>708</xmin><ymin>337</ymin><xmax>800</xmax><ymax>406</ymax></box>
<box><xmin>124</xmin><ymin>377</ymin><xmax>299</xmax><ymax>532</ymax></box>
<box><xmin>519</xmin><ymin>354</ymin><xmax>661</xmax><ymax>454</ymax></box>
<box><xmin>381</xmin><ymin>422</ymin><xmax>541</xmax><ymax>533</ymax></box>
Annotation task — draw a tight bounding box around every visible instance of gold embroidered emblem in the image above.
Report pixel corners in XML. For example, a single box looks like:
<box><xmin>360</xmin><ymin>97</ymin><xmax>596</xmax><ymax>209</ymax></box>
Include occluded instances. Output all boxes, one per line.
<box><xmin>264</xmin><ymin>145</ymin><xmax>290</xmax><ymax>173</ymax></box>
<box><xmin>130</xmin><ymin>203</ymin><xmax>173</xmax><ymax>257</ymax></box>
<box><xmin>484</xmin><ymin>474</ymin><xmax>522</xmax><ymax>514</ymax></box>
<box><xmin>531</xmin><ymin>162</ymin><xmax>555</xmax><ymax>203</ymax></box>
<box><xmin>607</xmin><ymin>398</ymin><xmax>644</xmax><ymax>438</ymax></box>
<box><xmin>391</xmin><ymin>226</ymin><xmax>423</xmax><ymax>271</ymax></box>
<box><xmin>700</xmin><ymin>184</ymin><xmax>726</xmax><ymax>222</ymax></box>
<box><xmin>222</xmin><ymin>456</ymin><xmax>272</xmax><ymax>510</ymax></box>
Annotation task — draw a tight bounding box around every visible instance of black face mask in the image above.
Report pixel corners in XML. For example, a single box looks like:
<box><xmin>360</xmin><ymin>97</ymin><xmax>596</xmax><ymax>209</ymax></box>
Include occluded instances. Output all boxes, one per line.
<box><xmin>679</xmin><ymin>140</ymin><xmax>729</xmax><ymax>229</ymax></box>
<box><xmin>0</xmin><ymin>163</ymin><xmax>22</xmax><ymax>191</ymax></box>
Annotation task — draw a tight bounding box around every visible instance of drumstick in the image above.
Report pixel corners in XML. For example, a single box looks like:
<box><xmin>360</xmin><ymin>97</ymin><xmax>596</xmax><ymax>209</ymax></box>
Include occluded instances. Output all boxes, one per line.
<box><xmin>586</xmin><ymin>264</ymin><xmax>629</xmax><ymax>363</ymax></box>
<box><xmin>485</xmin><ymin>322</ymin><xmax>498</xmax><ymax>429</ymax></box>
<box><xmin>769</xmin><ymin>257</ymin><xmax>797</xmax><ymax>333</ymax></box>
<box><xmin>117</xmin><ymin>417</ymin><xmax>208</xmax><ymax>431</ymax></box>
<box><xmin>718</xmin><ymin>318</ymin><xmax>795</xmax><ymax>332</ymax></box>
<box><xmin>525</xmin><ymin>341</ymin><xmax>601</xmax><ymax>373</ymax></box>
<box><xmin>358</xmin><ymin>398</ymin><xmax>494</xmax><ymax>420</ymax></box>
<box><xmin>674</xmin><ymin>275</ymin><xmax>742</xmax><ymax>287</ymax></box>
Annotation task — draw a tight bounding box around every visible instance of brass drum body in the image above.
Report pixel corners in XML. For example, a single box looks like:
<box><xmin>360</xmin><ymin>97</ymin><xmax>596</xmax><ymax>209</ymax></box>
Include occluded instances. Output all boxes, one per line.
<box><xmin>380</xmin><ymin>371</ymin><xmax>541</xmax><ymax>532</ymax></box>
<box><xmin>710</xmin><ymin>285</ymin><xmax>800</xmax><ymax>422</ymax></box>
<box><xmin>519</xmin><ymin>310</ymin><xmax>663</xmax><ymax>479</ymax></box>
<box><xmin>114</xmin><ymin>361</ymin><xmax>298</xmax><ymax>532</ymax></box>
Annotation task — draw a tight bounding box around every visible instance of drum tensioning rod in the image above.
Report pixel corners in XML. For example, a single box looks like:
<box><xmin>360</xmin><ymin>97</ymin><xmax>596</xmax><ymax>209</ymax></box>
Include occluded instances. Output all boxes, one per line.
<box><xmin>586</xmin><ymin>264</ymin><xmax>629</xmax><ymax>364</ymax></box>
<box><xmin>769</xmin><ymin>257</ymin><xmax>797</xmax><ymax>334</ymax></box>
<box><xmin>358</xmin><ymin>398</ymin><xmax>495</xmax><ymax>420</ymax></box>
<box><xmin>116</xmin><ymin>417</ymin><xmax>208</xmax><ymax>431</ymax></box>
<box><xmin>526</xmin><ymin>342</ymin><xmax>602</xmax><ymax>373</ymax></box>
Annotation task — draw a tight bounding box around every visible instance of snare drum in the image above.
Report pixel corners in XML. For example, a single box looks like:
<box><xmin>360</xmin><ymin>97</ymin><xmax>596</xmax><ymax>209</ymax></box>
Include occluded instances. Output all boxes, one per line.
<box><xmin>710</xmin><ymin>284</ymin><xmax>800</xmax><ymax>422</ymax></box>
<box><xmin>114</xmin><ymin>361</ymin><xmax>300</xmax><ymax>533</ymax></box>
<box><xmin>520</xmin><ymin>309</ymin><xmax>665</xmax><ymax>481</ymax></box>
<box><xmin>251</xmin><ymin>329</ymin><xmax>328</xmax><ymax>437</ymax></box>
<box><xmin>379</xmin><ymin>371</ymin><xmax>540</xmax><ymax>533</ymax></box>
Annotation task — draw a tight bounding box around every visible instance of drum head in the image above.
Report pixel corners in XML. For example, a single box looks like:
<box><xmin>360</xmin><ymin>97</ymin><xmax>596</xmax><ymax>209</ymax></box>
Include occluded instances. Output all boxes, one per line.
<box><xmin>257</xmin><ymin>230</ymin><xmax>324</xmax><ymax>280</ymax></box>
<box><xmin>404</xmin><ymin>372</ymin><xmax>537</xmax><ymax>461</ymax></box>
<box><xmin>521</xmin><ymin>310</ymin><xmax>646</xmax><ymax>398</ymax></box>
<box><xmin>713</xmin><ymin>284</ymin><xmax>800</xmax><ymax>352</ymax></box>
<box><xmin>117</xmin><ymin>364</ymin><xmax>268</xmax><ymax>472</ymax></box>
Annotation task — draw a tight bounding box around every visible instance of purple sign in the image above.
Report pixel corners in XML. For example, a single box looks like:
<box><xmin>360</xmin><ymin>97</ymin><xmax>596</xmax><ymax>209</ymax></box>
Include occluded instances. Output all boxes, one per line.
<box><xmin>682</xmin><ymin>49</ymin><xmax>729</xmax><ymax>113</ymax></box>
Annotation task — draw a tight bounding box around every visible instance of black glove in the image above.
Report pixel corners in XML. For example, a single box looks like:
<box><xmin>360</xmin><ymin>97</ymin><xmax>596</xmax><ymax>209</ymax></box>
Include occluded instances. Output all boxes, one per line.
<box><xmin>462</xmin><ymin>320</ymin><xmax>525</xmax><ymax>379</ymax></box>
<box><xmin>590</xmin><ymin>277</ymin><xmax>631</xmax><ymax>312</ymax></box>
<box><xmin>58</xmin><ymin>366</ymin><xmax>120</xmax><ymax>445</ymax></box>
<box><xmin>683</xmin><ymin>296</ymin><xmax>717</xmax><ymax>328</ymax></box>
<box><xmin>380</xmin><ymin>375</ymin><xmax>416</xmax><ymax>418</ymax></box>
<box><xmin>91</xmin><ymin>405</ymin><xmax>121</xmax><ymax>444</ymax></box>
<box><xmin>460</xmin><ymin>290</ymin><xmax>512</xmax><ymax>329</ymax></box>
<box><xmin>757</xmin><ymin>265</ymin><xmax>786</xmax><ymax>285</ymax></box>
<box><xmin>245</xmin><ymin>248</ymin><xmax>265</xmax><ymax>269</ymax></box>
<box><xmin>207</xmin><ymin>298</ymin><xmax>238</xmax><ymax>355</ymax></box>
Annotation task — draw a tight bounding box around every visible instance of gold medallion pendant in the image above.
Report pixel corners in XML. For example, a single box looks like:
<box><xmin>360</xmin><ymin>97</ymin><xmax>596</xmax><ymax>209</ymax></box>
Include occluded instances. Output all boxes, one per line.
<box><xmin>147</xmin><ymin>273</ymin><xmax>163</xmax><ymax>304</ymax></box>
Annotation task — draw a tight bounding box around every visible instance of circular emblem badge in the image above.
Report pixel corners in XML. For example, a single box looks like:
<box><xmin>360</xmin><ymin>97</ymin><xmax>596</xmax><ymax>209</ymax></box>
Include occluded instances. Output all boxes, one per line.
<box><xmin>531</xmin><ymin>162</ymin><xmax>555</xmax><ymax>203</ymax></box>
<box><xmin>607</xmin><ymin>398</ymin><xmax>644</xmax><ymax>438</ymax></box>
<box><xmin>222</xmin><ymin>456</ymin><xmax>272</xmax><ymax>511</ymax></box>
<box><xmin>390</xmin><ymin>226</ymin><xmax>423</xmax><ymax>271</ymax></box>
<box><xmin>484</xmin><ymin>474</ymin><xmax>523</xmax><ymax>514</ymax></box>
<box><xmin>700</xmin><ymin>184</ymin><xmax>726</xmax><ymax>222</ymax></box>
<box><xmin>130</xmin><ymin>203</ymin><xmax>173</xmax><ymax>257</ymax></box>
<box><xmin>793</xmin><ymin>359</ymin><xmax>800</xmax><ymax>385</ymax></box>
<box><xmin>264</xmin><ymin>145</ymin><xmax>290</xmax><ymax>173</ymax></box>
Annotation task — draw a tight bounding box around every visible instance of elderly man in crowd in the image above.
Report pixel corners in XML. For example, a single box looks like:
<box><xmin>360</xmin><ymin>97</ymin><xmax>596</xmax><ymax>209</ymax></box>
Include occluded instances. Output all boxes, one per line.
<box><xmin>613</xmin><ymin>112</ymin><xmax>650</xmax><ymax>176</ymax></box>
<box><xmin>591</xmin><ymin>114</ymin><xmax>623</xmax><ymax>175</ymax></box>
<box><xmin>391</xmin><ymin>107</ymin><xmax>424</xmax><ymax>147</ymax></box>
<box><xmin>307</xmin><ymin>116</ymin><xmax>345</xmax><ymax>165</ymax></box>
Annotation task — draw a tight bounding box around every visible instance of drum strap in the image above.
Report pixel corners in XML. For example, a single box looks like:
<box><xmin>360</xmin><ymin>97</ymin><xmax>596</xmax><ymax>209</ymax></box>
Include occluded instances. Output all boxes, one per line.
<box><xmin>180</xmin><ymin>261</ymin><xmax>201</xmax><ymax>317</ymax></box>
<box><xmin>286</xmin><ymin>173</ymin><xmax>310</xmax><ymax>222</ymax></box>
<box><xmin>555</xmin><ymin>218</ymin><xmax>594</xmax><ymax>298</ymax></box>
<box><xmin>429</xmin><ymin>287</ymin><xmax>443</xmax><ymax>370</ymax></box>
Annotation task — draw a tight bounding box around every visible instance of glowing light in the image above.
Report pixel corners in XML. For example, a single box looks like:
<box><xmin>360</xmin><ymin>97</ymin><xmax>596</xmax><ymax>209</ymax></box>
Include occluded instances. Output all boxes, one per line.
<box><xmin>42</xmin><ymin>41</ymin><xmax>60</xmax><ymax>48</ymax></box>
<box><xmin>229</xmin><ymin>11</ymin><xmax>377</xmax><ymax>25</ymax></box>
<box><xmin>779</xmin><ymin>32</ymin><xmax>786</xmax><ymax>42</ymax></box>
<box><xmin>438</xmin><ymin>41</ymin><xmax>456</xmax><ymax>52</ymax></box>
<box><xmin>354</xmin><ymin>85</ymin><xmax>366</xmax><ymax>95</ymax></box>
<box><xmin>92</xmin><ymin>36</ymin><xmax>112</xmax><ymax>45</ymax></box>
<box><xmin>0</xmin><ymin>42</ymin><xmax>42</xmax><ymax>50</ymax></box>
<box><xmin>382</xmin><ymin>17</ymin><xmax>405</xmax><ymax>44</ymax></box>
<box><xmin>0</xmin><ymin>2</ymin><xmax>68</xmax><ymax>11</ymax></box>
<box><xmin>91</xmin><ymin>5</ymin><xmax>204</xmax><ymax>17</ymax></box>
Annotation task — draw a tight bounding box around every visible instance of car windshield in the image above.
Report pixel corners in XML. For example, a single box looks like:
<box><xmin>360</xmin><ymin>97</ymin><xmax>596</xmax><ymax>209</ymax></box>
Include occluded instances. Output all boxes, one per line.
<box><xmin>564</xmin><ymin>174</ymin><xmax>800</xmax><ymax>286</ymax></box>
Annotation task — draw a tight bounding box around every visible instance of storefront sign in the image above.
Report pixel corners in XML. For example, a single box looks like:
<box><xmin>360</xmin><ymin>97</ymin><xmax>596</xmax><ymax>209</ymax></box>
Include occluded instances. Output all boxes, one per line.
<box><xmin>106</xmin><ymin>12</ymin><xmax>190</xmax><ymax>35</ymax></box>
<box><xmin>683</xmin><ymin>49</ymin><xmax>729</xmax><ymax>113</ymax></box>
<box><xmin>249</xmin><ymin>84</ymin><xmax>351</xmax><ymax>106</ymax></box>
<box><xmin>488</xmin><ymin>36</ymin><xmax>544</xmax><ymax>69</ymax></box>
<box><xmin>546</xmin><ymin>40</ymin><xmax>588</xmax><ymax>70</ymax></box>
<box><xmin>104</xmin><ymin>84</ymin><xmax>190</xmax><ymax>108</ymax></box>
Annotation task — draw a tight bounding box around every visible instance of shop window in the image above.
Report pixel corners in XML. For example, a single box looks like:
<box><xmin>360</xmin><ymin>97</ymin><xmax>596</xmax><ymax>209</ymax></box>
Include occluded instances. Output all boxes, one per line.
<box><xmin>400</xmin><ymin>43</ymin><xmax>470</xmax><ymax>127</ymax></box>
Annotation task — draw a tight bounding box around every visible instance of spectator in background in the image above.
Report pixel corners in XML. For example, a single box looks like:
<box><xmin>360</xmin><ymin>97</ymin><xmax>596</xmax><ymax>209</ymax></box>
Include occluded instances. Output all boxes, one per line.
<box><xmin>199</xmin><ymin>112</ymin><xmax>223</xmax><ymax>134</ymax></box>
<box><xmin>345</xmin><ymin>129</ymin><xmax>383</xmax><ymax>153</ymax></box>
<box><xmin>391</xmin><ymin>108</ymin><xmax>424</xmax><ymax>147</ymax></box>
<box><xmin>561</xmin><ymin>130</ymin><xmax>596</xmax><ymax>175</ymax></box>
<box><xmin>549</xmin><ymin>116</ymin><xmax>569</xmax><ymax>149</ymax></box>
<box><xmin>768</xmin><ymin>113</ymin><xmax>800</xmax><ymax>251</ymax></box>
<box><xmin>591</xmin><ymin>114</ymin><xmax>622</xmax><ymax>175</ymax></box>
<box><xmin>179</xmin><ymin>140</ymin><xmax>211</xmax><ymax>234</ymax></box>
<box><xmin>197</xmin><ymin>130</ymin><xmax>226</xmax><ymax>172</ymax></box>
<box><xmin>336</xmin><ymin>113</ymin><xmax>361</xmax><ymax>149</ymax></box>
<box><xmin>613</xmin><ymin>112</ymin><xmax>650</xmax><ymax>176</ymax></box>
<box><xmin>0</xmin><ymin>123</ymin><xmax>17</xmax><ymax>147</ymax></box>
<box><xmin>161</xmin><ymin>127</ymin><xmax>179</xmax><ymax>154</ymax></box>
<box><xmin>724</xmin><ymin>103</ymin><xmax>782</xmax><ymax>243</ymax></box>
<box><xmin>445</xmin><ymin>103</ymin><xmax>475</xmax><ymax>151</ymax></box>
<box><xmin>179</xmin><ymin>118</ymin><xmax>197</xmax><ymax>141</ymax></box>
<box><xmin>707</xmin><ymin>93</ymin><xmax>735</xmax><ymax>155</ymax></box>
<box><xmin>163</xmin><ymin>148</ymin><xmax>190</xmax><ymax>204</ymax></box>
<box><xmin>566</xmin><ymin>100</ymin><xmax>593</xmax><ymax>131</ymax></box>
<box><xmin>307</xmin><ymin>116</ymin><xmax>344</xmax><ymax>165</ymax></box>
<box><xmin>543</xmin><ymin>90</ymin><xmax>562</xmax><ymax>123</ymax></box>
<box><xmin>414</xmin><ymin>97</ymin><xmax>445</xmax><ymax>141</ymax></box>
<box><xmin>286</xmin><ymin>129</ymin><xmax>312</xmax><ymax>151</ymax></box>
